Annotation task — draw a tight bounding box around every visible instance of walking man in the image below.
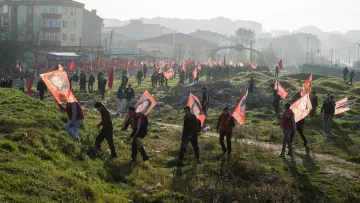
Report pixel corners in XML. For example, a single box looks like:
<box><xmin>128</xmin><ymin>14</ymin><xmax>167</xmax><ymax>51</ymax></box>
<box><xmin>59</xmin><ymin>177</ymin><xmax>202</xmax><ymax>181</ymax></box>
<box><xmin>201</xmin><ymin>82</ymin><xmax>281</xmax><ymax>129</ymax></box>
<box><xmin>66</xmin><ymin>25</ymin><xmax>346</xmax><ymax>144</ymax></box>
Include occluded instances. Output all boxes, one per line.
<box><xmin>321</xmin><ymin>95</ymin><xmax>335</xmax><ymax>133</ymax></box>
<box><xmin>125</xmin><ymin>84</ymin><xmax>135</xmax><ymax>109</ymax></box>
<box><xmin>280</xmin><ymin>103</ymin><xmax>296</xmax><ymax>157</ymax></box>
<box><xmin>88</xmin><ymin>73</ymin><xmax>95</xmax><ymax>93</ymax></box>
<box><xmin>216</xmin><ymin>107</ymin><xmax>235</xmax><ymax>155</ymax></box>
<box><xmin>94</xmin><ymin>102</ymin><xmax>118</xmax><ymax>158</ymax></box>
<box><xmin>343</xmin><ymin>67</ymin><xmax>349</xmax><ymax>82</ymax></box>
<box><xmin>248</xmin><ymin>77</ymin><xmax>255</xmax><ymax>94</ymax></box>
<box><xmin>122</xmin><ymin>107</ymin><xmax>149</xmax><ymax>162</ymax></box>
<box><xmin>201</xmin><ymin>87</ymin><xmax>209</xmax><ymax>115</ymax></box>
<box><xmin>116</xmin><ymin>83</ymin><xmax>126</xmax><ymax>115</ymax></box>
<box><xmin>178</xmin><ymin>106</ymin><xmax>200</xmax><ymax>163</ymax></box>
<box><xmin>37</xmin><ymin>79</ymin><xmax>47</xmax><ymax>100</ymax></box>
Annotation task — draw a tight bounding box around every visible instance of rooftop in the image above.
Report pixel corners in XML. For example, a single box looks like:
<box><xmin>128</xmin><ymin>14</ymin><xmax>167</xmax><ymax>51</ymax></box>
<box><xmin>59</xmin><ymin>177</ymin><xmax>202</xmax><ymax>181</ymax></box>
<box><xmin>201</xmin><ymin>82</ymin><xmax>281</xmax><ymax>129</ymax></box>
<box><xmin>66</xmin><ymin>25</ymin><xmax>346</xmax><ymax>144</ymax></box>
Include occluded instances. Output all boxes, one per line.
<box><xmin>138</xmin><ymin>33</ymin><xmax>217</xmax><ymax>46</ymax></box>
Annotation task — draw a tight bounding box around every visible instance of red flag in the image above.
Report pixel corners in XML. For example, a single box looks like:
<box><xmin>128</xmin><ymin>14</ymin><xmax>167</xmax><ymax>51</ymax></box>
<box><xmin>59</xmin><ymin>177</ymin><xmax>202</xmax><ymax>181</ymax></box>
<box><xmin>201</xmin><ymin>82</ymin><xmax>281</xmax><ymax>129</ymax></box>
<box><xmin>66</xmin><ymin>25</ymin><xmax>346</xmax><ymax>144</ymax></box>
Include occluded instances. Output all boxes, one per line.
<box><xmin>290</xmin><ymin>94</ymin><xmax>312</xmax><ymax>122</ymax></box>
<box><xmin>135</xmin><ymin>60</ymin><xmax>140</xmax><ymax>70</ymax></box>
<box><xmin>192</xmin><ymin>68</ymin><xmax>198</xmax><ymax>79</ymax></box>
<box><xmin>187</xmin><ymin>93</ymin><xmax>206</xmax><ymax>127</ymax></box>
<box><xmin>81</xmin><ymin>64</ymin><xmax>86</xmax><ymax>72</ymax></box>
<box><xmin>197</xmin><ymin>63</ymin><xmax>202</xmax><ymax>70</ymax></box>
<box><xmin>180</xmin><ymin>62</ymin><xmax>186</xmax><ymax>72</ymax></box>
<box><xmin>278</xmin><ymin>59</ymin><xmax>283</xmax><ymax>71</ymax></box>
<box><xmin>185</xmin><ymin>57</ymin><xmax>191</xmax><ymax>65</ymax></box>
<box><xmin>26</xmin><ymin>77</ymin><xmax>34</xmax><ymax>96</ymax></box>
<box><xmin>249</xmin><ymin>61</ymin><xmax>256</xmax><ymax>69</ymax></box>
<box><xmin>231</xmin><ymin>90</ymin><xmax>248</xmax><ymax>125</ymax></box>
<box><xmin>107</xmin><ymin>67</ymin><xmax>115</xmax><ymax>90</ymax></box>
<box><xmin>68</xmin><ymin>60</ymin><xmax>76</xmax><ymax>72</ymax></box>
<box><xmin>223</xmin><ymin>56</ymin><xmax>226</xmax><ymax>67</ymax></box>
<box><xmin>163</xmin><ymin>67</ymin><xmax>174</xmax><ymax>79</ymax></box>
<box><xmin>274</xmin><ymin>80</ymin><xmax>288</xmax><ymax>99</ymax></box>
<box><xmin>300</xmin><ymin>74</ymin><xmax>312</xmax><ymax>97</ymax></box>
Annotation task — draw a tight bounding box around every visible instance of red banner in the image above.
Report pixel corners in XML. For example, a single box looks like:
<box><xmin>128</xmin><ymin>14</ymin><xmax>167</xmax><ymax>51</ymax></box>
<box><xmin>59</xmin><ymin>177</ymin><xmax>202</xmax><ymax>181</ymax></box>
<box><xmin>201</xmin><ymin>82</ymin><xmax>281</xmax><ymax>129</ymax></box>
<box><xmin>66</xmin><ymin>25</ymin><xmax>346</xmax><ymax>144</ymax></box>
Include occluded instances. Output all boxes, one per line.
<box><xmin>40</xmin><ymin>70</ymin><xmax>77</xmax><ymax>104</ymax></box>
<box><xmin>68</xmin><ymin>60</ymin><xmax>75</xmax><ymax>72</ymax></box>
<box><xmin>135</xmin><ymin>90</ymin><xmax>157</xmax><ymax>115</ymax></box>
<box><xmin>290</xmin><ymin>94</ymin><xmax>312</xmax><ymax>122</ymax></box>
<box><xmin>192</xmin><ymin>68</ymin><xmax>198</xmax><ymax>79</ymax></box>
<box><xmin>300</xmin><ymin>74</ymin><xmax>312</xmax><ymax>97</ymax></box>
<box><xmin>231</xmin><ymin>90</ymin><xmax>248</xmax><ymax>125</ymax></box>
<box><xmin>26</xmin><ymin>77</ymin><xmax>34</xmax><ymax>96</ymax></box>
<box><xmin>279</xmin><ymin>59</ymin><xmax>283</xmax><ymax>71</ymax></box>
<box><xmin>249</xmin><ymin>61</ymin><xmax>257</xmax><ymax>69</ymax></box>
<box><xmin>187</xmin><ymin>93</ymin><xmax>206</xmax><ymax>127</ymax></box>
<box><xmin>274</xmin><ymin>80</ymin><xmax>288</xmax><ymax>99</ymax></box>
<box><xmin>163</xmin><ymin>67</ymin><xmax>174</xmax><ymax>79</ymax></box>
<box><xmin>107</xmin><ymin>67</ymin><xmax>115</xmax><ymax>90</ymax></box>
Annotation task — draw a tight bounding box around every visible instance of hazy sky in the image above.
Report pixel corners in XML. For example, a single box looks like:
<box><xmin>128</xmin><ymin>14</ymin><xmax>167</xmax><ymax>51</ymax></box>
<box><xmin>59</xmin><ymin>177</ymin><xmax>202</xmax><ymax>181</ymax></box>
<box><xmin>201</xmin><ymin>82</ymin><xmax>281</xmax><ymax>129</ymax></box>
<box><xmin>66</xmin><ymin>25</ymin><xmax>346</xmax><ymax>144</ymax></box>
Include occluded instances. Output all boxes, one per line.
<box><xmin>78</xmin><ymin>0</ymin><xmax>359</xmax><ymax>32</ymax></box>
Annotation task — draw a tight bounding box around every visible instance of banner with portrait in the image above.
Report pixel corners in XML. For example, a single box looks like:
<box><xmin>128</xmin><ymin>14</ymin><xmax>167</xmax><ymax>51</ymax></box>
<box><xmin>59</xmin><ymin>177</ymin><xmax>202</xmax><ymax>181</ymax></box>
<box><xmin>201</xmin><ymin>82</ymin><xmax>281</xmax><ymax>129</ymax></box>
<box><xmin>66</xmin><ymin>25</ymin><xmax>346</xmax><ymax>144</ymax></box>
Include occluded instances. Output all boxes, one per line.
<box><xmin>135</xmin><ymin>90</ymin><xmax>157</xmax><ymax>115</ymax></box>
<box><xmin>187</xmin><ymin>93</ymin><xmax>206</xmax><ymax>127</ymax></box>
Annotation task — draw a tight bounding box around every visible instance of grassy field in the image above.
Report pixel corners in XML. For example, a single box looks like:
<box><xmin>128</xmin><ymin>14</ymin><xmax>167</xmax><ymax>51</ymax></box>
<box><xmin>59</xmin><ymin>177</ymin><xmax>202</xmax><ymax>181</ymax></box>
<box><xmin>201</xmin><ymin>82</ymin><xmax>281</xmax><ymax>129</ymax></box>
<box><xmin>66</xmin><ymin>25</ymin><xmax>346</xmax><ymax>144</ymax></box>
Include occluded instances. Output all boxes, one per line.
<box><xmin>1</xmin><ymin>70</ymin><xmax>360</xmax><ymax>202</ymax></box>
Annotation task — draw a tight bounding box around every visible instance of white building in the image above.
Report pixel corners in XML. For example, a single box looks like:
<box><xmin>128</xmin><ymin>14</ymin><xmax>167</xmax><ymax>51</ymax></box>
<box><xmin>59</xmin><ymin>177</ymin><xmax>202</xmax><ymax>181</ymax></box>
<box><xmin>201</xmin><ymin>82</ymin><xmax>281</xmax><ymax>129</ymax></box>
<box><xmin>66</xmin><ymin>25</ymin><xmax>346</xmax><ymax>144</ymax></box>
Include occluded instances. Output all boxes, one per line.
<box><xmin>0</xmin><ymin>0</ymin><xmax>100</xmax><ymax>48</ymax></box>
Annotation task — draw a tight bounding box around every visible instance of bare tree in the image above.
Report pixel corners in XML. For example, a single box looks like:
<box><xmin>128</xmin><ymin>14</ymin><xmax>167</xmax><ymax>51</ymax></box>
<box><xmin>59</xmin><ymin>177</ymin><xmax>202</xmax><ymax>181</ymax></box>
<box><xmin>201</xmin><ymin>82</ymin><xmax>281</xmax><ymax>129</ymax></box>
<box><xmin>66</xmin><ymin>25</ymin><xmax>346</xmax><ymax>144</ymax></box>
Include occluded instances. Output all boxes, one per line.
<box><xmin>232</xmin><ymin>28</ymin><xmax>255</xmax><ymax>48</ymax></box>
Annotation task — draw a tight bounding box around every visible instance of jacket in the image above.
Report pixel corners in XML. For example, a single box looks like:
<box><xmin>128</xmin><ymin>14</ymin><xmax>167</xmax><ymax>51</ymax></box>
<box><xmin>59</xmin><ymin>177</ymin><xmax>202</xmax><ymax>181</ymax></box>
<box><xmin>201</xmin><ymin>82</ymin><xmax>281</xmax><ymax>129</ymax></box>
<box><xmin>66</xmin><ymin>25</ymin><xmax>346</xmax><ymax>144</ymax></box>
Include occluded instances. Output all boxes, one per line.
<box><xmin>122</xmin><ymin>113</ymin><xmax>146</xmax><ymax>138</ymax></box>
<box><xmin>117</xmin><ymin>87</ymin><xmax>126</xmax><ymax>99</ymax></box>
<box><xmin>310</xmin><ymin>95</ymin><xmax>318</xmax><ymax>107</ymax></box>
<box><xmin>321</xmin><ymin>98</ymin><xmax>335</xmax><ymax>114</ymax></box>
<box><xmin>98</xmin><ymin>107</ymin><xmax>112</xmax><ymax>127</ymax></box>
<box><xmin>182</xmin><ymin>113</ymin><xmax>198</xmax><ymax>139</ymax></box>
<box><xmin>88</xmin><ymin>75</ymin><xmax>95</xmax><ymax>85</ymax></box>
<box><xmin>125</xmin><ymin>88</ymin><xmax>135</xmax><ymax>100</ymax></box>
<box><xmin>201</xmin><ymin>90</ymin><xmax>209</xmax><ymax>105</ymax></box>
<box><xmin>281</xmin><ymin>109</ymin><xmax>296</xmax><ymax>130</ymax></box>
<box><xmin>122</xmin><ymin>75</ymin><xmax>128</xmax><ymax>84</ymax></box>
<box><xmin>66</xmin><ymin>102</ymin><xmax>84</xmax><ymax>121</ymax></box>
<box><xmin>37</xmin><ymin>80</ymin><xmax>47</xmax><ymax>92</ymax></box>
<box><xmin>216</xmin><ymin>113</ymin><xmax>235</xmax><ymax>134</ymax></box>
<box><xmin>137</xmin><ymin>70</ymin><xmax>143</xmax><ymax>79</ymax></box>
<box><xmin>98</xmin><ymin>79</ymin><xmax>107</xmax><ymax>92</ymax></box>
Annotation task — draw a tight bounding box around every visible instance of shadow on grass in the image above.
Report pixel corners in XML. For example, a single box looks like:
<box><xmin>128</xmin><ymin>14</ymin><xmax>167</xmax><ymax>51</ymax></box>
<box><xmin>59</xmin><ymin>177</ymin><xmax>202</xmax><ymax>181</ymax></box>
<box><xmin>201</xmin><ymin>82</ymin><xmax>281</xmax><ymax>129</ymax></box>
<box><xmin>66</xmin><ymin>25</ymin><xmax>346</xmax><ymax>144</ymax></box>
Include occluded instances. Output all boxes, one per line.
<box><xmin>103</xmin><ymin>160</ymin><xmax>133</xmax><ymax>183</ymax></box>
<box><xmin>282</xmin><ymin>155</ymin><xmax>325</xmax><ymax>202</ymax></box>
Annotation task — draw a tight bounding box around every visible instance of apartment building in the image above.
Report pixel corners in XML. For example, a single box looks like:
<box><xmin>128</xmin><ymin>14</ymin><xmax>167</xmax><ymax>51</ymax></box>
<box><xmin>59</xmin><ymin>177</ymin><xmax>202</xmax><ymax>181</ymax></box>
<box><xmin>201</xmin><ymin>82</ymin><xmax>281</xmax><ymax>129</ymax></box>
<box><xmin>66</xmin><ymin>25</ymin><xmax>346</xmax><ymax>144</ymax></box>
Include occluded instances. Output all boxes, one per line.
<box><xmin>0</xmin><ymin>0</ymin><xmax>100</xmax><ymax>48</ymax></box>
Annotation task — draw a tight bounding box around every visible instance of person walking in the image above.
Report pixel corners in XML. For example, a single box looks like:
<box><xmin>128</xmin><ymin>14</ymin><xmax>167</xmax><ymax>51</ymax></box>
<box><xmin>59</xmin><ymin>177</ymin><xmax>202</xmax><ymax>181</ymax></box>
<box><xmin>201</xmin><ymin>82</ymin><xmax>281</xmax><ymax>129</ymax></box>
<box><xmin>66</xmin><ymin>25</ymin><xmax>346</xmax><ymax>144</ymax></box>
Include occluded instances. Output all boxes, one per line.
<box><xmin>310</xmin><ymin>91</ymin><xmax>318</xmax><ymax>118</ymax></box>
<box><xmin>71</xmin><ymin>72</ymin><xmax>79</xmax><ymax>92</ymax></box>
<box><xmin>280</xmin><ymin>103</ymin><xmax>296</xmax><ymax>157</ymax></box>
<box><xmin>121</xmin><ymin>107</ymin><xmax>149</xmax><ymax>162</ymax></box>
<box><xmin>247</xmin><ymin>77</ymin><xmax>255</xmax><ymax>94</ymax></box>
<box><xmin>98</xmin><ymin>75</ymin><xmax>107</xmax><ymax>100</ymax></box>
<box><xmin>79</xmin><ymin>71</ymin><xmax>87</xmax><ymax>93</ymax></box>
<box><xmin>142</xmin><ymin>64</ymin><xmax>148</xmax><ymax>79</ymax></box>
<box><xmin>64</xmin><ymin>101</ymin><xmax>84</xmax><ymax>142</ymax></box>
<box><xmin>19</xmin><ymin>77</ymin><xmax>25</xmax><ymax>92</ymax></box>
<box><xmin>94</xmin><ymin>102</ymin><xmax>118</xmax><ymax>158</ymax></box>
<box><xmin>343</xmin><ymin>67</ymin><xmax>349</xmax><ymax>83</ymax></box>
<box><xmin>216</xmin><ymin>107</ymin><xmax>235</xmax><ymax>155</ymax></box>
<box><xmin>347</xmin><ymin>70</ymin><xmax>356</xmax><ymax>86</ymax></box>
<box><xmin>136</xmin><ymin>69</ymin><xmax>143</xmax><ymax>85</ymax></box>
<box><xmin>271</xmin><ymin>84</ymin><xmax>281</xmax><ymax>116</ymax></box>
<box><xmin>201</xmin><ymin>87</ymin><xmax>209</xmax><ymax>115</ymax></box>
<box><xmin>321</xmin><ymin>95</ymin><xmax>335</xmax><ymax>133</ymax></box>
<box><xmin>116</xmin><ymin>83</ymin><xmax>126</xmax><ymax>116</ymax></box>
<box><xmin>275</xmin><ymin>66</ymin><xmax>280</xmax><ymax>78</ymax></box>
<box><xmin>37</xmin><ymin>79</ymin><xmax>47</xmax><ymax>100</ymax></box>
<box><xmin>125</xmin><ymin>84</ymin><xmax>135</xmax><ymax>109</ymax></box>
<box><xmin>178</xmin><ymin>106</ymin><xmax>200</xmax><ymax>163</ymax></box>
<box><xmin>88</xmin><ymin>73</ymin><xmax>95</xmax><ymax>93</ymax></box>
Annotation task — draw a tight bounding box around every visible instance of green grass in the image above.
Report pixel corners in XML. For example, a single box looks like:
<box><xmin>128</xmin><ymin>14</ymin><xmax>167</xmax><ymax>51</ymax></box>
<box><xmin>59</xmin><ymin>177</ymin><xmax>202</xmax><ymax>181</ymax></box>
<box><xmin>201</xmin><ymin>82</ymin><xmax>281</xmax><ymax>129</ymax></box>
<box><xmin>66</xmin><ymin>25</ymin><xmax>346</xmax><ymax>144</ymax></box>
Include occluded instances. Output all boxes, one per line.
<box><xmin>1</xmin><ymin>70</ymin><xmax>360</xmax><ymax>202</ymax></box>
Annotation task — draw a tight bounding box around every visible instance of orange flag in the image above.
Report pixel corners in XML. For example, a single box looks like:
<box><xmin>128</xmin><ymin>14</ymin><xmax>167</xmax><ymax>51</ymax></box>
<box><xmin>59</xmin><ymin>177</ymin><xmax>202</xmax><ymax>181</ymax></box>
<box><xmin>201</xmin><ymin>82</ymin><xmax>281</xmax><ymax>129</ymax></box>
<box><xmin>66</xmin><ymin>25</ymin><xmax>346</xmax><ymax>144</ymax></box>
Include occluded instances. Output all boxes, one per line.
<box><xmin>135</xmin><ymin>90</ymin><xmax>157</xmax><ymax>115</ymax></box>
<box><xmin>274</xmin><ymin>80</ymin><xmax>288</xmax><ymax>99</ymax></box>
<box><xmin>197</xmin><ymin>63</ymin><xmax>202</xmax><ymax>70</ymax></box>
<box><xmin>163</xmin><ymin>67</ymin><xmax>174</xmax><ymax>79</ymax></box>
<box><xmin>290</xmin><ymin>94</ymin><xmax>312</xmax><ymax>122</ymax></box>
<box><xmin>279</xmin><ymin>59</ymin><xmax>283</xmax><ymax>71</ymax></box>
<box><xmin>40</xmin><ymin>70</ymin><xmax>77</xmax><ymax>104</ymax></box>
<box><xmin>180</xmin><ymin>62</ymin><xmax>186</xmax><ymax>72</ymax></box>
<box><xmin>192</xmin><ymin>67</ymin><xmax>198</xmax><ymax>79</ymax></box>
<box><xmin>231</xmin><ymin>90</ymin><xmax>248</xmax><ymax>125</ymax></box>
<box><xmin>107</xmin><ymin>67</ymin><xmax>115</xmax><ymax>90</ymax></box>
<box><xmin>68</xmin><ymin>60</ymin><xmax>76</xmax><ymax>72</ymax></box>
<box><xmin>300</xmin><ymin>74</ymin><xmax>312</xmax><ymax>97</ymax></box>
<box><xmin>187</xmin><ymin>93</ymin><xmax>206</xmax><ymax>127</ymax></box>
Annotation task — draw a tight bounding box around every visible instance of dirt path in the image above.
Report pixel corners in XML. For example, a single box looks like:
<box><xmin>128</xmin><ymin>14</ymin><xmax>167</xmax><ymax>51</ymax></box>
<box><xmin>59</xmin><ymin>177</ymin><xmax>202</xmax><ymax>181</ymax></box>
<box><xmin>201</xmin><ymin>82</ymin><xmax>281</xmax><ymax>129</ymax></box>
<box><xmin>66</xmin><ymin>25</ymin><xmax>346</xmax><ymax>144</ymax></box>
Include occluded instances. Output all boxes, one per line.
<box><xmin>153</xmin><ymin>121</ymin><xmax>360</xmax><ymax>180</ymax></box>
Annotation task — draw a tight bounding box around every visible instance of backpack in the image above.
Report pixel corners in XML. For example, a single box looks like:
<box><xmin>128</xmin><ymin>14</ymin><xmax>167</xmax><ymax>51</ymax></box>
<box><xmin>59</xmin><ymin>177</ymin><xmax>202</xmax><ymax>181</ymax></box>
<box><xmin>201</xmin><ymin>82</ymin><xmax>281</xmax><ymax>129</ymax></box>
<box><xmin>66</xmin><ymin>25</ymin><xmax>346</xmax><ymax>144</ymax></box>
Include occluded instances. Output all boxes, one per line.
<box><xmin>138</xmin><ymin>113</ymin><xmax>148</xmax><ymax>138</ymax></box>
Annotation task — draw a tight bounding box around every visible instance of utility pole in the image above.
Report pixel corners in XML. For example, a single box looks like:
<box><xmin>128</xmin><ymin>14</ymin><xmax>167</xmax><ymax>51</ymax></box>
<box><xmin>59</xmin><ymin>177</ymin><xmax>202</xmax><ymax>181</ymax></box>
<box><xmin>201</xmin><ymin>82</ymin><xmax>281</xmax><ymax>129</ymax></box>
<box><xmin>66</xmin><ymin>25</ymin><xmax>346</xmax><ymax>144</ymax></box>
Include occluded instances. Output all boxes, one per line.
<box><xmin>311</xmin><ymin>48</ymin><xmax>313</xmax><ymax>63</ymax></box>
<box><xmin>250</xmin><ymin>40</ymin><xmax>253</xmax><ymax>61</ymax></box>
<box><xmin>348</xmin><ymin>47</ymin><xmax>352</xmax><ymax>66</ymax></box>
<box><xmin>306</xmin><ymin>35</ymin><xmax>310</xmax><ymax>63</ymax></box>
<box><xmin>330</xmin><ymin>48</ymin><xmax>333</xmax><ymax>65</ymax></box>
<box><xmin>109</xmin><ymin>30</ymin><xmax>114</xmax><ymax>54</ymax></box>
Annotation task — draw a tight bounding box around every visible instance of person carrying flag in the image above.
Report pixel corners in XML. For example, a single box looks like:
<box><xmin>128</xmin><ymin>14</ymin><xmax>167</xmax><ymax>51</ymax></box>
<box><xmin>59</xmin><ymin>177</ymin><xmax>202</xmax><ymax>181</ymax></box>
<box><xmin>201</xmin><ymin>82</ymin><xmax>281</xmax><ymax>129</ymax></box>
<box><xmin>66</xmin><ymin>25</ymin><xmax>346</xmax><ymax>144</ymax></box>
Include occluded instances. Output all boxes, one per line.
<box><xmin>270</xmin><ymin>84</ymin><xmax>281</xmax><ymax>116</ymax></box>
<box><xmin>216</xmin><ymin>107</ymin><xmax>235</xmax><ymax>155</ymax></box>
<box><xmin>280</xmin><ymin>103</ymin><xmax>296</xmax><ymax>157</ymax></box>
<box><xmin>64</xmin><ymin>100</ymin><xmax>84</xmax><ymax>142</ymax></box>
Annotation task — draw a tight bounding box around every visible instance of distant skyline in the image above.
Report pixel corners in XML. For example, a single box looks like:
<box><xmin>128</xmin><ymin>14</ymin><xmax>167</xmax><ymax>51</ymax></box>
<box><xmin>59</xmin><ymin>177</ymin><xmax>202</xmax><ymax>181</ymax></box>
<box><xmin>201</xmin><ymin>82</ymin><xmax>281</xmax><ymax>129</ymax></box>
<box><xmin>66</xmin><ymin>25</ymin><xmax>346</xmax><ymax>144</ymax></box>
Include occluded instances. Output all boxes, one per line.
<box><xmin>78</xmin><ymin>0</ymin><xmax>360</xmax><ymax>33</ymax></box>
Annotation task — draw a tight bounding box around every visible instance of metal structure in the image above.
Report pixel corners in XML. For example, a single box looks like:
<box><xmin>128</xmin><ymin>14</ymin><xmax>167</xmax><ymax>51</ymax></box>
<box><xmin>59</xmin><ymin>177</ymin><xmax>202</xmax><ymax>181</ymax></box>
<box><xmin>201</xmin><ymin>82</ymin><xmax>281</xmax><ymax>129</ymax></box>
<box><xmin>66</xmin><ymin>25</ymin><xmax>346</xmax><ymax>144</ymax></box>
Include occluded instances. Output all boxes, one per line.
<box><xmin>209</xmin><ymin>44</ymin><xmax>264</xmax><ymax>61</ymax></box>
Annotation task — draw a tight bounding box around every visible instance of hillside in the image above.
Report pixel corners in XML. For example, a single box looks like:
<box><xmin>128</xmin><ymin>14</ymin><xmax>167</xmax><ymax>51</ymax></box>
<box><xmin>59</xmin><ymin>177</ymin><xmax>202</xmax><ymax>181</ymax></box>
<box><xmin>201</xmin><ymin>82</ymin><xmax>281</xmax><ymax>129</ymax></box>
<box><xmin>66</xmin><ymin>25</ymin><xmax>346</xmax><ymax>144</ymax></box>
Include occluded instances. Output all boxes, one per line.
<box><xmin>1</xmin><ymin>71</ymin><xmax>360</xmax><ymax>202</ymax></box>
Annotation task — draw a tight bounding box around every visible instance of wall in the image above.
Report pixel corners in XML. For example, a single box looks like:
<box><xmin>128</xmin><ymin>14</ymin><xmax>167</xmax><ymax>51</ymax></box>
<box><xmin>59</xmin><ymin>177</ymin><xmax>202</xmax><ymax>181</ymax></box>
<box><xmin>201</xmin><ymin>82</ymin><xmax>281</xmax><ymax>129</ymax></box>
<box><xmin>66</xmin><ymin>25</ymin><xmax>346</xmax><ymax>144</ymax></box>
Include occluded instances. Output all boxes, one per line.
<box><xmin>60</xmin><ymin>6</ymin><xmax>82</xmax><ymax>46</ymax></box>
<box><xmin>81</xmin><ymin>10</ymin><xmax>102</xmax><ymax>47</ymax></box>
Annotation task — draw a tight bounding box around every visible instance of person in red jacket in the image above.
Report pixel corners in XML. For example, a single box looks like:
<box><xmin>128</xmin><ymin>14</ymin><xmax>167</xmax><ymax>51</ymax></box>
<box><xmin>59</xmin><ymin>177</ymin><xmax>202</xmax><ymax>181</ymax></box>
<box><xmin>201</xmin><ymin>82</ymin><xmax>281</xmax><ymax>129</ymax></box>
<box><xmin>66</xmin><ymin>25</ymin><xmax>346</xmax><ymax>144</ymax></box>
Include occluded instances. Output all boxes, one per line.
<box><xmin>280</xmin><ymin>103</ymin><xmax>296</xmax><ymax>157</ymax></box>
<box><xmin>64</xmin><ymin>101</ymin><xmax>84</xmax><ymax>141</ymax></box>
<box><xmin>216</xmin><ymin>107</ymin><xmax>235</xmax><ymax>155</ymax></box>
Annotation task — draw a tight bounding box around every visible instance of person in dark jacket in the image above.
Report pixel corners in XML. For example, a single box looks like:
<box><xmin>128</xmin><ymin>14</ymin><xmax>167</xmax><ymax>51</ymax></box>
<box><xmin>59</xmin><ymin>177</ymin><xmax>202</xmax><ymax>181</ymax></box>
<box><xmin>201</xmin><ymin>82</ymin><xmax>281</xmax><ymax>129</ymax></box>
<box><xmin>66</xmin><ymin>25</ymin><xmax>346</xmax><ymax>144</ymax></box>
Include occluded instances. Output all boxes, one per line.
<box><xmin>201</xmin><ymin>87</ymin><xmax>209</xmax><ymax>115</ymax></box>
<box><xmin>310</xmin><ymin>91</ymin><xmax>318</xmax><ymax>118</ymax></box>
<box><xmin>216</xmin><ymin>107</ymin><xmax>235</xmax><ymax>155</ymax></box>
<box><xmin>98</xmin><ymin>75</ymin><xmax>107</xmax><ymax>100</ymax></box>
<box><xmin>117</xmin><ymin>83</ymin><xmax>126</xmax><ymax>115</ymax></box>
<box><xmin>247</xmin><ymin>77</ymin><xmax>255</xmax><ymax>94</ymax></box>
<box><xmin>343</xmin><ymin>67</ymin><xmax>349</xmax><ymax>82</ymax></box>
<box><xmin>275</xmin><ymin>66</ymin><xmax>280</xmax><ymax>78</ymax></box>
<box><xmin>136</xmin><ymin>69</ymin><xmax>143</xmax><ymax>85</ymax></box>
<box><xmin>142</xmin><ymin>65</ymin><xmax>148</xmax><ymax>79</ymax></box>
<box><xmin>206</xmin><ymin>66</ymin><xmax>211</xmax><ymax>81</ymax></box>
<box><xmin>271</xmin><ymin>84</ymin><xmax>281</xmax><ymax>115</ymax></box>
<box><xmin>94</xmin><ymin>102</ymin><xmax>117</xmax><ymax>158</ymax></box>
<box><xmin>5</xmin><ymin>76</ymin><xmax>12</xmax><ymax>88</ymax></box>
<box><xmin>72</xmin><ymin>73</ymin><xmax>79</xmax><ymax>92</ymax></box>
<box><xmin>122</xmin><ymin>72</ymin><xmax>129</xmax><ymax>86</ymax></box>
<box><xmin>321</xmin><ymin>95</ymin><xmax>335</xmax><ymax>133</ymax></box>
<box><xmin>159</xmin><ymin>72</ymin><xmax>165</xmax><ymax>86</ymax></box>
<box><xmin>97</xmin><ymin>71</ymin><xmax>104</xmax><ymax>92</ymax></box>
<box><xmin>19</xmin><ymin>77</ymin><xmax>25</xmax><ymax>92</ymax></box>
<box><xmin>79</xmin><ymin>71</ymin><xmax>87</xmax><ymax>93</ymax></box>
<box><xmin>88</xmin><ymin>73</ymin><xmax>95</xmax><ymax>93</ymax></box>
<box><xmin>37</xmin><ymin>79</ymin><xmax>47</xmax><ymax>100</ymax></box>
<box><xmin>280</xmin><ymin>103</ymin><xmax>296</xmax><ymax>157</ymax></box>
<box><xmin>64</xmin><ymin>101</ymin><xmax>84</xmax><ymax>142</ymax></box>
<box><xmin>151</xmin><ymin>72</ymin><xmax>157</xmax><ymax>87</ymax></box>
<box><xmin>125</xmin><ymin>84</ymin><xmax>135</xmax><ymax>108</ymax></box>
<box><xmin>347</xmin><ymin>70</ymin><xmax>356</xmax><ymax>86</ymax></box>
<box><xmin>122</xmin><ymin>106</ymin><xmax>149</xmax><ymax>162</ymax></box>
<box><xmin>178</xmin><ymin>106</ymin><xmax>199</xmax><ymax>162</ymax></box>
<box><xmin>178</xmin><ymin>70</ymin><xmax>185</xmax><ymax>86</ymax></box>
